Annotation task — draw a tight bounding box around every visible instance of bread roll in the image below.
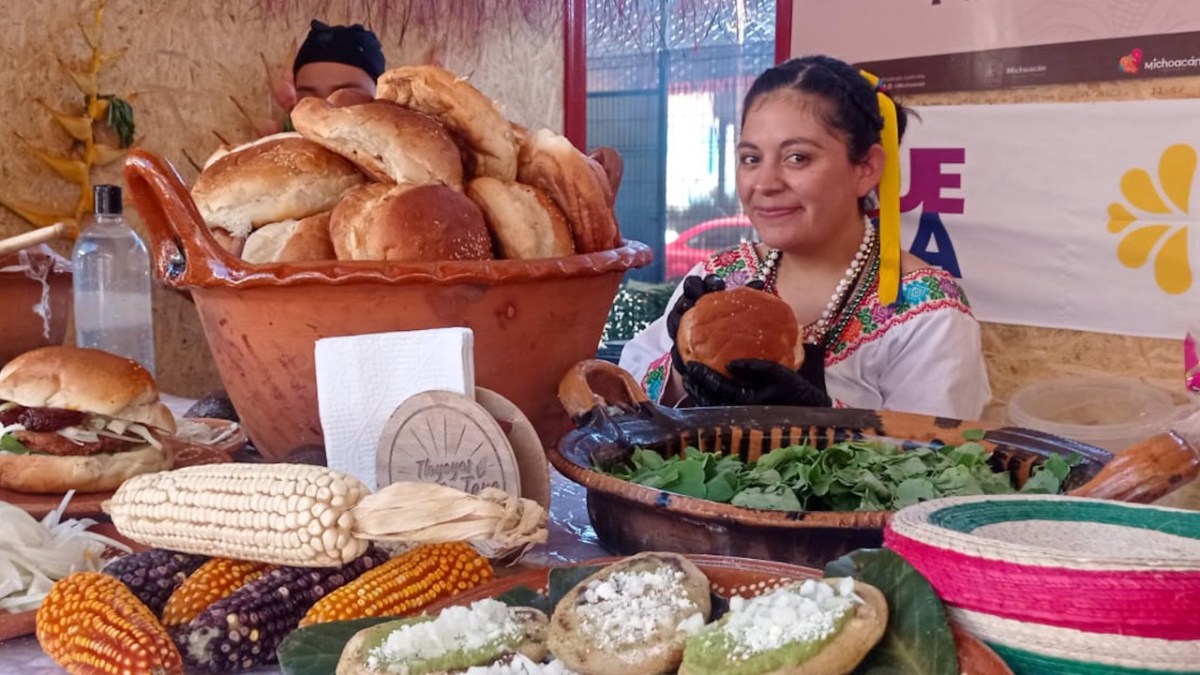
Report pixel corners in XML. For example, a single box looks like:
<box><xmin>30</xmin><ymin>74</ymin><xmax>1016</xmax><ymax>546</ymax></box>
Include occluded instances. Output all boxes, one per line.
<box><xmin>192</xmin><ymin>136</ymin><xmax>364</xmax><ymax>239</ymax></box>
<box><xmin>209</xmin><ymin>228</ymin><xmax>246</xmax><ymax>258</ymax></box>
<box><xmin>0</xmin><ymin>346</ymin><xmax>175</xmax><ymax>432</ymax></box>
<box><xmin>588</xmin><ymin>146</ymin><xmax>623</xmax><ymax>207</ymax></box>
<box><xmin>241</xmin><ymin>212</ymin><xmax>336</xmax><ymax>264</ymax></box>
<box><xmin>291</xmin><ymin>98</ymin><xmax>464</xmax><ymax>189</ymax></box>
<box><xmin>676</xmin><ymin>287</ymin><xmax>802</xmax><ymax>377</ymax></box>
<box><xmin>517</xmin><ymin>129</ymin><xmax>621</xmax><ymax>254</ymax></box>
<box><xmin>329</xmin><ymin>182</ymin><xmax>493</xmax><ymax>262</ymax></box>
<box><xmin>376</xmin><ymin>65</ymin><xmax>518</xmax><ymax>181</ymax></box>
<box><xmin>201</xmin><ymin>131</ymin><xmax>302</xmax><ymax>170</ymax></box>
<box><xmin>466</xmin><ymin>177</ymin><xmax>574</xmax><ymax>259</ymax></box>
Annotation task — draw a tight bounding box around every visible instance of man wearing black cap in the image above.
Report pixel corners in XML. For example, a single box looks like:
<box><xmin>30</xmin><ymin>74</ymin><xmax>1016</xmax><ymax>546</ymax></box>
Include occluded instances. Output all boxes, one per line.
<box><xmin>292</xmin><ymin>19</ymin><xmax>386</xmax><ymax>104</ymax></box>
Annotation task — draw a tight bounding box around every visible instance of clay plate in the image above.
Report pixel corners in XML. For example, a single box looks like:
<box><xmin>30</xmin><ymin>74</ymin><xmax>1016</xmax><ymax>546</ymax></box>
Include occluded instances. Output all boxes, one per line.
<box><xmin>0</xmin><ymin>523</ymin><xmax>143</xmax><ymax>642</ymax></box>
<box><xmin>425</xmin><ymin>554</ymin><xmax>1013</xmax><ymax>675</ymax></box>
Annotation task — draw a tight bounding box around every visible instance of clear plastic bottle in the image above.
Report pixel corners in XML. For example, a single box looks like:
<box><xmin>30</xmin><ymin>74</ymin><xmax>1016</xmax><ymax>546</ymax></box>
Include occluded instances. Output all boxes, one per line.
<box><xmin>72</xmin><ymin>184</ymin><xmax>156</xmax><ymax>375</ymax></box>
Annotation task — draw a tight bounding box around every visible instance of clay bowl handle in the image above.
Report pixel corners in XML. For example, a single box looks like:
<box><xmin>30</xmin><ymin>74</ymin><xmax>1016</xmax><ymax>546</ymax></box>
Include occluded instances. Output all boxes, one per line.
<box><xmin>1070</xmin><ymin>408</ymin><xmax>1200</xmax><ymax>503</ymax></box>
<box><xmin>558</xmin><ymin>359</ymin><xmax>649</xmax><ymax>422</ymax></box>
<box><xmin>123</xmin><ymin>149</ymin><xmax>239</xmax><ymax>288</ymax></box>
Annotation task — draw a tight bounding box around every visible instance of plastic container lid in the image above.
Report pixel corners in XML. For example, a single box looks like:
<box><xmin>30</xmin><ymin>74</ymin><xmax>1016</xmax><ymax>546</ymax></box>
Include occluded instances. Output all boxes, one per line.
<box><xmin>1007</xmin><ymin>376</ymin><xmax>1179</xmax><ymax>454</ymax></box>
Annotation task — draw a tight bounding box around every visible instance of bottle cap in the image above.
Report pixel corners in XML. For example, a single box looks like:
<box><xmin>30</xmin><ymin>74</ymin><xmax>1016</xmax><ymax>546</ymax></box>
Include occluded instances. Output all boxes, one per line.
<box><xmin>93</xmin><ymin>185</ymin><xmax>123</xmax><ymax>215</ymax></box>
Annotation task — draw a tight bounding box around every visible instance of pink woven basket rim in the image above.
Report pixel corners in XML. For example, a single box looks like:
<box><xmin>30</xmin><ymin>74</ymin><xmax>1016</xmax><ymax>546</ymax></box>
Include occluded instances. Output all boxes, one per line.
<box><xmin>887</xmin><ymin>494</ymin><xmax>1200</xmax><ymax>572</ymax></box>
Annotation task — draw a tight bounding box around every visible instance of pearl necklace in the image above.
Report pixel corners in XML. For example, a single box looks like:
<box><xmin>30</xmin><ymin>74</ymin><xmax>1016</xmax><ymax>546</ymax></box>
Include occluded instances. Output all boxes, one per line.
<box><xmin>761</xmin><ymin>217</ymin><xmax>877</xmax><ymax>343</ymax></box>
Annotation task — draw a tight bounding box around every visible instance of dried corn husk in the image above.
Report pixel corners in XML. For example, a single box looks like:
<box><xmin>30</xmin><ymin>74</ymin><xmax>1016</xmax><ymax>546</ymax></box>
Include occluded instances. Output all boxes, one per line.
<box><xmin>353</xmin><ymin>482</ymin><xmax>547</xmax><ymax>560</ymax></box>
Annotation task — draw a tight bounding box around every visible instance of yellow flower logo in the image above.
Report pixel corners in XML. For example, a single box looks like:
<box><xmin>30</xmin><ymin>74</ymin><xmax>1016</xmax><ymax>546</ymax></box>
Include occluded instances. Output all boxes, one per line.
<box><xmin>1107</xmin><ymin>143</ymin><xmax>1195</xmax><ymax>294</ymax></box>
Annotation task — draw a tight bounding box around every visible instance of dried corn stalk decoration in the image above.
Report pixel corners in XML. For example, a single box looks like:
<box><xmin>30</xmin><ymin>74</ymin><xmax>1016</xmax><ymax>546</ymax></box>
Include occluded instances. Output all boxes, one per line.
<box><xmin>0</xmin><ymin>0</ymin><xmax>136</xmax><ymax>237</ymax></box>
<box><xmin>103</xmin><ymin>463</ymin><xmax>549</xmax><ymax>566</ymax></box>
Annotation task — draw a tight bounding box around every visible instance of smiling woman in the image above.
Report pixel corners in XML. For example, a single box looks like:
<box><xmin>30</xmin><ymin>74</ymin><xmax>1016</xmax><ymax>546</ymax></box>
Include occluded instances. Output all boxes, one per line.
<box><xmin>619</xmin><ymin>55</ymin><xmax>992</xmax><ymax>421</ymax></box>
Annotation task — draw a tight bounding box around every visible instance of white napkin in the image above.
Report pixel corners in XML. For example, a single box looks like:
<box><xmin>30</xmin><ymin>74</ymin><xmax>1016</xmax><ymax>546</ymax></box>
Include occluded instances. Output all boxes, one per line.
<box><xmin>315</xmin><ymin>328</ymin><xmax>475</xmax><ymax>491</ymax></box>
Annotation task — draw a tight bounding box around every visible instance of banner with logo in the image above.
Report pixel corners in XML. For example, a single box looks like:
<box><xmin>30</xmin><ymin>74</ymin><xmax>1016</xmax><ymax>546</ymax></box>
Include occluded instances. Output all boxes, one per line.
<box><xmin>897</xmin><ymin>99</ymin><xmax>1197</xmax><ymax>339</ymax></box>
<box><xmin>788</xmin><ymin>0</ymin><xmax>1200</xmax><ymax>92</ymax></box>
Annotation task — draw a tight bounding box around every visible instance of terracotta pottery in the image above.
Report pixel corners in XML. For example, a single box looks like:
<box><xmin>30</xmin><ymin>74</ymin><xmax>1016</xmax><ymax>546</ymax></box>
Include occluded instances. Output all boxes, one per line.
<box><xmin>425</xmin><ymin>555</ymin><xmax>1014</xmax><ymax>675</ymax></box>
<box><xmin>0</xmin><ymin>244</ymin><xmax>72</xmax><ymax>366</ymax></box>
<box><xmin>549</xmin><ymin>360</ymin><xmax>1191</xmax><ymax>568</ymax></box>
<box><xmin>123</xmin><ymin>151</ymin><xmax>652</xmax><ymax>460</ymax></box>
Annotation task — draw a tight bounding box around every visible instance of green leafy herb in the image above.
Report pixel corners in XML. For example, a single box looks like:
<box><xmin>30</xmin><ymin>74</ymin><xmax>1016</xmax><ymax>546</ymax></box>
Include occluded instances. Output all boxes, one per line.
<box><xmin>100</xmin><ymin>95</ymin><xmax>135</xmax><ymax>147</ymax></box>
<box><xmin>825</xmin><ymin>549</ymin><xmax>958</xmax><ymax>675</ymax></box>
<box><xmin>277</xmin><ymin>616</ymin><xmax>396</xmax><ymax>675</ymax></box>
<box><xmin>602</xmin><ymin>441</ymin><xmax>1080</xmax><ymax>512</ymax></box>
<box><xmin>961</xmin><ymin>428</ymin><xmax>986</xmax><ymax>441</ymax></box>
<box><xmin>0</xmin><ymin>434</ymin><xmax>30</xmax><ymax>454</ymax></box>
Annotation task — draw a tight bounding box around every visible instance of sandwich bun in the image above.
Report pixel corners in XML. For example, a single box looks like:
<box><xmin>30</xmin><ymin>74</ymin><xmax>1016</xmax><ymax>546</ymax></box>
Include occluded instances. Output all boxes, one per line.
<box><xmin>291</xmin><ymin>98</ymin><xmax>464</xmax><ymax>189</ymax></box>
<box><xmin>329</xmin><ymin>182</ymin><xmax>493</xmax><ymax>262</ymax></box>
<box><xmin>0</xmin><ymin>445</ymin><xmax>171</xmax><ymax>494</ymax></box>
<box><xmin>241</xmin><ymin>212</ymin><xmax>336</xmax><ymax>264</ymax></box>
<box><xmin>676</xmin><ymin>287</ymin><xmax>802</xmax><ymax>377</ymax></box>
<box><xmin>466</xmin><ymin>177</ymin><xmax>574</xmax><ymax>259</ymax></box>
<box><xmin>0</xmin><ymin>347</ymin><xmax>175</xmax><ymax>494</ymax></box>
<box><xmin>191</xmin><ymin>135</ymin><xmax>364</xmax><ymax>239</ymax></box>
<box><xmin>376</xmin><ymin>65</ymin><xmax>519</xmax><ymax>181</ymax></box>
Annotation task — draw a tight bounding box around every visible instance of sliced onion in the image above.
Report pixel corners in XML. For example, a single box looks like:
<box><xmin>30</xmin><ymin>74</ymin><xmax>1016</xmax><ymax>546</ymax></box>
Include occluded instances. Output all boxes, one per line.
<box><xmin>0</xmin><ymin>493</ymin><xmax>131</xmax><ymax>614</ymax></box>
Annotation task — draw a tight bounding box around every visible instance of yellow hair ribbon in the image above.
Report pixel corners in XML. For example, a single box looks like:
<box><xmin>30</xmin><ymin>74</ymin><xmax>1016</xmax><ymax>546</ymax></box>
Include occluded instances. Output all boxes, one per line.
<box><xmin>859</xmin><ymin>69</ymin><xmax>901</xmax><ymax>304</ymax></box>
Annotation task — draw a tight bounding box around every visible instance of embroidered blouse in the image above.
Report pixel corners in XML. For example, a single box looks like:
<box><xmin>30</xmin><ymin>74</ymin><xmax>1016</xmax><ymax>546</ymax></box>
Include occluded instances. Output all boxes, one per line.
<box><xmin>618</xmin><ymin>243</ymin><xmax>992</xmax><ymax>421</ymax></box>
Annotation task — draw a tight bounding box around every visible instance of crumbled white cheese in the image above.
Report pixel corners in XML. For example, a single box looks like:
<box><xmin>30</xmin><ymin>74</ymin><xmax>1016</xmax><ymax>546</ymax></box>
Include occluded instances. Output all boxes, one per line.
<box><xmin>574</xmin><ymin>566</ymin><xmax>699</xmax><ymax>650</ymax></box>
<box><xmin>366</xmin><ymin>599</ymin><xmax>523</xmax><ymax>672</ymax></box>
<box><xmin>714</xmin><ymin>579</ymin><xmax>860</xmax><ymax>660</ymax></box>
<box><xmin>463</xmin><ymin>654</ymin><xmax>578</xmax><ymax>675</ymax></box>
<box><xmin>676</xmin><ymin>611</ymin><xmax>707</xmax><ymax>636</ymax></box>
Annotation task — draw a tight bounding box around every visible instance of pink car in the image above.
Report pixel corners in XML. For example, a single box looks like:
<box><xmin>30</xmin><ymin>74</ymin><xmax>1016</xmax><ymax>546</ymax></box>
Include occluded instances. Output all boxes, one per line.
<box><xmin>663</xmin><ymin>215</ymin><xmax>757</xmax><ymax>280</ymax></box>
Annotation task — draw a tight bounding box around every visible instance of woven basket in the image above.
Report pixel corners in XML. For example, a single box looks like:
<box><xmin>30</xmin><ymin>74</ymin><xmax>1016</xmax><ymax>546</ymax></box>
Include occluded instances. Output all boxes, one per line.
<box><xmin>885</xmin><ymin>495</ymin><xmax>1200</xmax><ymax>674</ymax></box>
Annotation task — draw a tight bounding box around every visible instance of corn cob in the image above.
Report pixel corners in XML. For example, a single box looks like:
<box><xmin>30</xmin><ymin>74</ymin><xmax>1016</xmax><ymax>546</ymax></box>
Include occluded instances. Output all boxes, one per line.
<box><xmin>299</xmin><ymin>541</ymin><xmax>494</xmax><ymax>626</ymax></box>
<box><xmin>176</xmin><ymin>545</ymin><xmax>389</xmax><ymax>672</ymax></box>
<box><xmin>102</xmin><ymin>548</ymin><xmax>209</xmax><ymax>616</ymax></box>
<box><xmin>161</xmin><ymin>558</ymin><xmax>276</xmax><ymax>627</ymax></box>
<box><xmin>36</xmin><ymin>571</ymin><xmax>183</xmax><ymax>675</ymax></box>
<box><xmin>104</xmin><ymin>463</ymin><xmax>372</xmax><ymax>566</ymax></box>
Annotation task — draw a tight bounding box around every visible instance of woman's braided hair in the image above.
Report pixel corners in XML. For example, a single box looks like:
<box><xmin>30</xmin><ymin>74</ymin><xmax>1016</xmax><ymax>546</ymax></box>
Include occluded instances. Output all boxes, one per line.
<box><xmin>741</xmin><ymin>55</ymin><xmax>910</xmax><ymax>165</ymax></box>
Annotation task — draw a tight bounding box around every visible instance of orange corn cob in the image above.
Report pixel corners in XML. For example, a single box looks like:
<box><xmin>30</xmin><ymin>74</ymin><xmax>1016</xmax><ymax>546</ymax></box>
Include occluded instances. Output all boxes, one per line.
<box><xmin>299</xmin><ymin>542</ymin><xmax>494</xmax><ymax>626</ymax></box>
<box><xmin>36</xmin><ymin>571</ymin><xmax>183</xmax><ymax>675</ymax></box>
<box><xmin>161</xmin><ymin>557</ymin><xmax>276</xmax><ymax>627</ymax></box>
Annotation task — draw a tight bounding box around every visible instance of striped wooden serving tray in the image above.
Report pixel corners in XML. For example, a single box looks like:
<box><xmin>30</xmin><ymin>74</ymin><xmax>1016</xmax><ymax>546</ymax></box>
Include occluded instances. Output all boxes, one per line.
<box><xmin>885</xmin><ymin>495</ymin><xmax>1200</xmax><ymax>674</ymax></box>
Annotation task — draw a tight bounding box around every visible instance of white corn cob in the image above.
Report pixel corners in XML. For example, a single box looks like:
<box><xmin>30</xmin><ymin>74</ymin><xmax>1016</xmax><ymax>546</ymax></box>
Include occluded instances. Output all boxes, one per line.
<box><xmin>104</xmin><ymin>463</ymin><xmax>371</xmax><ymax>567</ymax></box>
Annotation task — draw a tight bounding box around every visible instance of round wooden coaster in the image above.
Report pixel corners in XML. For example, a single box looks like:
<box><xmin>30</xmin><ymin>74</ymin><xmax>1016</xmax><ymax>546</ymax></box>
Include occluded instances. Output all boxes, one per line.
<box><xmin>475</xmin><ymin>387</ymin><xmax>551</xmax><ymax>509</ymax></box>
<box><xmin>376</xmin><ymin>390</ymin><xmax>522</xmax><ymax>497</ymax></box>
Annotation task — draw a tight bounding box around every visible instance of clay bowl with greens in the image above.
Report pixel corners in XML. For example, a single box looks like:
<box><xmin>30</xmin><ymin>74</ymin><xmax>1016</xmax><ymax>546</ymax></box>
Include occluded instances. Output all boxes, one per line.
<box><xmin>550</xmin><ymin>360</ymin><xmax>1194</xmax><ymax>567</ymax></box>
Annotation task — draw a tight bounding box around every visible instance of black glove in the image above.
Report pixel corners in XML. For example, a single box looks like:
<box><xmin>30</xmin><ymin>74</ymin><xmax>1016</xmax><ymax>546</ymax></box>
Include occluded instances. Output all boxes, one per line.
<box><xmin>666</xmin><ymin>274</ymin><xmax>727</xmax><ymax>344</ymax></box>
<box><xmin>680</xmin><ymin>346</ymin><xmax>832</xmax><ymax>408</ymax></box>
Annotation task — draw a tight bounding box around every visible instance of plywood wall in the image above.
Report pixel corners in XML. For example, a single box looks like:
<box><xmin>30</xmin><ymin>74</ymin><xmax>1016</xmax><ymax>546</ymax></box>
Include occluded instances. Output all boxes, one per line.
<box><xmin>903</xmin><ymin>75</ymin><xmax>1200</xmax><ymax>422</ymax></box>
<box><xmin>0</xmin><ymin>0</ymin><xmax>563</xmax><ymax>398</ymax></box>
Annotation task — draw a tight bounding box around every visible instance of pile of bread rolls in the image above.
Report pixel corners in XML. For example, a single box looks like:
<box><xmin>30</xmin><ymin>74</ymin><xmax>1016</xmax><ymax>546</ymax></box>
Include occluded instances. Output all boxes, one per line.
<box><xmin>190</xmin><ymin>66</ymin><xmax>622</xmax><ymax>264</ymax></box>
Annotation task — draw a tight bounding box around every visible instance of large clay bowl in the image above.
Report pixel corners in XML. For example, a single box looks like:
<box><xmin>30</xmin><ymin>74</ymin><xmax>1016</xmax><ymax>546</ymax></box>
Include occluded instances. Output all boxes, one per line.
<box><xmin>549</xmin><ymin>360</ymin><xmax>1195</xmax><ymax>568</ymax></box>
<box><xmin>123</xmin><ymin>151</ymin><xmax>653</xmax><ymax>460</ymax></box>
<box><xmin>0</xmin><ymin>245</ymin><xmax>72</xmax><ymax>366</ymax></box>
